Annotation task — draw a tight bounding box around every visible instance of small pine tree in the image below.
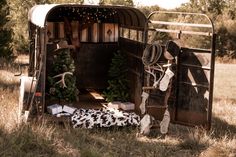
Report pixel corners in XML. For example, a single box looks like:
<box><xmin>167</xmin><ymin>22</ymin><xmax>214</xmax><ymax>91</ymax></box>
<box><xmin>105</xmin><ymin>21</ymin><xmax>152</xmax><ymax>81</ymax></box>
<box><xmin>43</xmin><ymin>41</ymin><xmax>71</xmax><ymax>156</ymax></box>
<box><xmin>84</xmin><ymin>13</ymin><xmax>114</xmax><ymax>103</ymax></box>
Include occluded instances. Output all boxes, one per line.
<box><xmin>0</xmin><ymin>0</ymin><xmax>13</xmax><ymax>60</ymax></box>
<box><xmin>48</xmin><ymin>48</ymin><xmax>78</xmax><ymax>102</ymax></box>
<box><xmin>103</xmin><ymin>50</ymin><xmax>129</xmax><ymax>102</ymax></box>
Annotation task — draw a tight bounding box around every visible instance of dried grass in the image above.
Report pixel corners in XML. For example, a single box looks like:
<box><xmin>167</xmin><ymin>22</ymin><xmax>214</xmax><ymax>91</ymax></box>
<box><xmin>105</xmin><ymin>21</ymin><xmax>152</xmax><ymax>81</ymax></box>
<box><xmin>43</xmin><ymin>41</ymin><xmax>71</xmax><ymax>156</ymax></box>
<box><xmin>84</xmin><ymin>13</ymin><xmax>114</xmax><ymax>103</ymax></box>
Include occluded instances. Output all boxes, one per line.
<box><xmin>214</xmin><ymin>63</ymin><xmax>236</xmax><ymax>100</ymax></box>
<box><xmin>0</xmin><ymin>58</ymin><xmax>235</xmax><ymax>157</ymax></box>
<box><xmin>0</xmin><ymin>87</ymin><xmax>19</xmax><ymax>131</ymax></box>
<box><xmin>200</xmin><ymin>137</ymin><xmax>236</xmax><ymax>157</ymax></box>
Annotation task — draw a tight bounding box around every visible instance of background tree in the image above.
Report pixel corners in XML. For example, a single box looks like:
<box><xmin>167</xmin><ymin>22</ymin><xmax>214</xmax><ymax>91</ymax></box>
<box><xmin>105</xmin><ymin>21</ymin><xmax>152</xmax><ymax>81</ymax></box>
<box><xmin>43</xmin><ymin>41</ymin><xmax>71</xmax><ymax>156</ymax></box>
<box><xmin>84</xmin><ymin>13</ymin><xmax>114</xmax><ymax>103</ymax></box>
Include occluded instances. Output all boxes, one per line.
<box><xmin>100</xmin><ymin>0</ymin><xmax>133</xmax><ymax>6</ymax></box>
<box><xmin>8</xmin><ymin>0</ymin><xmax>83</xmax><ymax>54</ymax></box>
<box><xmin>178</xmin><ymin>0</ymin><xmax>236</xmax><ymax>58</ymax></box>
<box><xmin>0</xmin><ymin>0</ymin><xmax>13</xmax><ymax>60</ymax></box>
<box><xmin>6</xmin><ymin>0</ymin><xmax>236</xmax><ymax>59</ymax></box>
<box><xmin>8</xmin><ymin>0</ymin><xmax>35</xmax><ymax>54</ymax></box>
<box><xmin>138</xmin><ymin>5</ymin><xmax>160</xmax><ymax>16</ymax></box>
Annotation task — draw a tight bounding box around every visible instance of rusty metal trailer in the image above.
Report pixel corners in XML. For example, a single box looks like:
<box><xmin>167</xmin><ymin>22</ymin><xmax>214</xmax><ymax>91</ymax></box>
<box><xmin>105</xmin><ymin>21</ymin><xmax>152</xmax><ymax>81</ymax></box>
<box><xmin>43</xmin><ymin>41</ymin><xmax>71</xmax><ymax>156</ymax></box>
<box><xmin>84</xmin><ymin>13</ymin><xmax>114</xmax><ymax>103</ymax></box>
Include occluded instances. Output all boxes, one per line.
<box><xmin>19</xmin><ymin>4</ymin><xmax>216</xmax><ymax>129</ymax></box>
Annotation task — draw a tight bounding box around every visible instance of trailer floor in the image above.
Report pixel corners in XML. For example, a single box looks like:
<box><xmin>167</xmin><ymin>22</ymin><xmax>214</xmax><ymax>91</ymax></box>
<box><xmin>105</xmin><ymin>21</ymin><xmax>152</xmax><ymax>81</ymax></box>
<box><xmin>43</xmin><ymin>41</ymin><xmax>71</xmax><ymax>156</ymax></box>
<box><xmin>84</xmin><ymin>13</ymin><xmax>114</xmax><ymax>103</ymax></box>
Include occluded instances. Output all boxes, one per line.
<box><xmin>46</xmin><ymin>89</ymin><xmax>107</xmax><ymax>109</ymax></box>
<box><xmin>73</xmin><ymin>89</ymin><xmax>107</xmax><ymax>109</ymax></box>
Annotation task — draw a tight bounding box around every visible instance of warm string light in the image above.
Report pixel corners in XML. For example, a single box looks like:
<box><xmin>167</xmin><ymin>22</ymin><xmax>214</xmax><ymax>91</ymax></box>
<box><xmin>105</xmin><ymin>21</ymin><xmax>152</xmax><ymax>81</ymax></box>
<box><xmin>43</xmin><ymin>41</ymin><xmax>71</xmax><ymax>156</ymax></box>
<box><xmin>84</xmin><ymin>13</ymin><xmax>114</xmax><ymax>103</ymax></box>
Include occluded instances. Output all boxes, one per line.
<box><xmin>57</xmin><ymin>7</ymin><xmax>117</xmax><ymax>24</ymax></box>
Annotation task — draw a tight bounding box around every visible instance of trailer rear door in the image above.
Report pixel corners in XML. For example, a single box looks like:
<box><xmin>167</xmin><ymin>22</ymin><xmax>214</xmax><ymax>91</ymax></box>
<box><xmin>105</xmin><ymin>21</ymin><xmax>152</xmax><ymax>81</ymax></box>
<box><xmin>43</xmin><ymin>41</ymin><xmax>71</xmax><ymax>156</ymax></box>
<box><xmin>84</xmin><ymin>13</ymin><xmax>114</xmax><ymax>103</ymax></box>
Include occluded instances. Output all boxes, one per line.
<box><xmin>143</xmin><ymin>11</ymin><xmax>216</xmax><ymax>129</ymax></box>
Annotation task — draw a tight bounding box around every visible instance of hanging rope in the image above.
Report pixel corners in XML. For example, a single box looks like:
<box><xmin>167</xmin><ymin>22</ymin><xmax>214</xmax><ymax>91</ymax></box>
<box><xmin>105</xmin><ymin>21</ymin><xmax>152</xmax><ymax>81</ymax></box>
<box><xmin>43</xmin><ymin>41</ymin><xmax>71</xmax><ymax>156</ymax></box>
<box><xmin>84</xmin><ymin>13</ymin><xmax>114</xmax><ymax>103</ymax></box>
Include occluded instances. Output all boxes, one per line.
<box><xmin>142</xmin><ymin>41</ymin><xmax>164</xmax><ymax>88</ymax></box>
<box><xmin>142</xmin><ymin>41</ymin><xmax>162</xmax><ymax>66</ymax></box>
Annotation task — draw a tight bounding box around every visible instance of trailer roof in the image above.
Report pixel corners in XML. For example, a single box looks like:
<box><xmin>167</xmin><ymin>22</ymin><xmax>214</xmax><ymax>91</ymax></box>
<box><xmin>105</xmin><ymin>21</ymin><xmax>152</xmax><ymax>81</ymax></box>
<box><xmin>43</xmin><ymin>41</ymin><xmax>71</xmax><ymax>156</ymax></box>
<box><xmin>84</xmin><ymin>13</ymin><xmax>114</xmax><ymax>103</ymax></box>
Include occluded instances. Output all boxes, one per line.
<box><xmin>28</xmin><ymin>4</ymin><xmax>147</xmax><ymax>29</ymax></box>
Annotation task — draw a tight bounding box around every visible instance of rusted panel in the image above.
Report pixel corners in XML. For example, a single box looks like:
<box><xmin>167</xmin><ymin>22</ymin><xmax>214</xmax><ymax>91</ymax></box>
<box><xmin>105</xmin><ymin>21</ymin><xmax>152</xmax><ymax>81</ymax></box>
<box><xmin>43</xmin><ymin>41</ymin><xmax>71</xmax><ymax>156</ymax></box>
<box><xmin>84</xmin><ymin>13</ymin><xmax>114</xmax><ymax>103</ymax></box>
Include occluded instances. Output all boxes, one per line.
<box><xmin>180</xmin><ymin>51</ymin><xmax>211</xmax><ymax>67</ymax></box>
<box><xmin>127</xmin><ymin>72</ymin><xmax>142</xmax><ymax>111</ymax></box>
<box><xmin>119</xmin><ymin>38</ymin><xmax>144</xmax><ymax>110</ymax></box>
<box><xmin>174</xmin><ymin>109</ymin><xmax>208</xmax><ymax>126</ymax></box>
<box><xmin>175</xmin><ymin>48</ymin><xmax>211</xmax><ymax>126</ymax></box>
<box><xmin>178</xmin><ymin>84</ymin><xmax>208</xmax><ymax>111</ymax></box>
<box><xmin>178</xmin><ymin>51</ymin><xmax>210</xmax><ymax>107</ymax></box>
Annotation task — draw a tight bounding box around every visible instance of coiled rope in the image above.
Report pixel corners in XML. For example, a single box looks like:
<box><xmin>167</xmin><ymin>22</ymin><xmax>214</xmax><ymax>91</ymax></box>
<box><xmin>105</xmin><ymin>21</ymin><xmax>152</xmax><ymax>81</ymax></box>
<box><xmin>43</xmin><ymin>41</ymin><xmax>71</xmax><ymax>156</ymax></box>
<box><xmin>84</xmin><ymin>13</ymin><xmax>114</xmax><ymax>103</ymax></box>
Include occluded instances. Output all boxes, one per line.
<box><xmin>142</xmin><ymin>41</ymin><xmax>164</xmax><ymax>88</ymax></box>
<box><xmin>142</xmin><ymin>41</ymin><xmax>162</xmax><ymax>66</ymax></box>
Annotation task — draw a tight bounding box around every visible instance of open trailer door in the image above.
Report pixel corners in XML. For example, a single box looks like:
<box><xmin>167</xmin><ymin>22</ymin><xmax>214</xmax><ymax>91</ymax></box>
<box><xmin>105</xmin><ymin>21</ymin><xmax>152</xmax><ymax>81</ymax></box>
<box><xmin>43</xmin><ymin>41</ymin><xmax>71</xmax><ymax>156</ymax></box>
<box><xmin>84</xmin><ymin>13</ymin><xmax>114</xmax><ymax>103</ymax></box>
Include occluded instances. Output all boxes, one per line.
<box><xmin>143</xmin><ymin>11</ymin><xmax>216</xmax><ymax>129</ymax></box>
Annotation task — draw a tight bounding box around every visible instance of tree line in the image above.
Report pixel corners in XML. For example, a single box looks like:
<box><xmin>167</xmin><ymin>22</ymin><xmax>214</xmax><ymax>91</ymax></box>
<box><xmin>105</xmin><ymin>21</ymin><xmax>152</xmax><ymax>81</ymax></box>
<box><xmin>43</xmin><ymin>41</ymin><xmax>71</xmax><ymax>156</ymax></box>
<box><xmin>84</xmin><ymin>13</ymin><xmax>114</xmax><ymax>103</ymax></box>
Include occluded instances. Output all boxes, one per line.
<box><xmin>0</xmin><ymin>0</ymin><xmax>236</xmax><ymax>60</ymax></box>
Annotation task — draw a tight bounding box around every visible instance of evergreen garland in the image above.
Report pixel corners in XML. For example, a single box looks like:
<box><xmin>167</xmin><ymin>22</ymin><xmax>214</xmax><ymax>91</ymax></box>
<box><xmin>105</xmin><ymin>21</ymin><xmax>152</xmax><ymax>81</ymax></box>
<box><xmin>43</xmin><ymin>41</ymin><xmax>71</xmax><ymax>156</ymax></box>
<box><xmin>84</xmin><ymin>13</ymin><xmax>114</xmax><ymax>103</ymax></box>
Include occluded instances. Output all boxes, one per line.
<box><xmin>103</xmin><ymin>50</ymin><xmax>129</xmax><ymax>102</ymax></box>
<box><xmin>48</xmin><ymin>48</ymin><xmax>78</xmax><ymax>102</ymax></box>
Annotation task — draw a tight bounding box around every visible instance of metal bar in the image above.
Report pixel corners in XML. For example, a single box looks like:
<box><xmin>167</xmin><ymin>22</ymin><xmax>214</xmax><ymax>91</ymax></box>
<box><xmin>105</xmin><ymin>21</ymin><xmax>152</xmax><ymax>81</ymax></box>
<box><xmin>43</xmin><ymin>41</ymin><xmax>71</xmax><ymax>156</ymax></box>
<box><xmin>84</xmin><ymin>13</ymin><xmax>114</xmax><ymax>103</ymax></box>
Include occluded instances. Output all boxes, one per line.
<box><xmin>174</xmin><ymin>52</ymin><xmax>181</xmax><ymax>122</ymax></box>
<box><xmin>171</xmin><ymin>120</ymin><xmax>205</xmax><ymax>128</ymax></box>
<box><xmin>207</xmin><ymin>33</ymin><xmax>217</xmax><ymax>130</ymax></box>
<box><xmin>120</xmin><ymin>25</ymin><xmax>144</xmax><ymax>30</ymax></box>
<box><xmin>41</xmin><ymin>28</ymin><xmax>47</xmax><ymax>116</ymax></box>
<box><xmin>142</xmin><ymin>86</ymin><xmax>156</xmax><ymax>90</ymax></box>
<box><xmin>149</xmin><ymin>28</ymin><xmax>212</xmax><ymax>36</ymax></box>
<box><xmin>147</xmin><ymin>11</ymin><xmax>214</xmax><ymax>31</ymax></box>
<box><xmin>150</xmin><ymin>20</ymin><xmax>212</xmax><ymax>28</ymax></box>
<box><xmin>180</xmin><ymin>81</ymin><xmax>209</xmax><ymax>88</ymax></box>
<box><xmin>34</xmin><ymin>29</ymin><xmax>38</xmax><ymax>71</ymax></box>
<box><xmin>146</xmin><ymin>105</ymin><xmax>168</xmax><ymax>109</ymax></box>
<box><xmin>181</xmin><ymin>47</ymin><xmax>211</xmax><ymax>53</ymax></box>
<box><xmin>180</xmin><ymin>63</ymin><xmax>211</xmax><ymax>70</ymax></box>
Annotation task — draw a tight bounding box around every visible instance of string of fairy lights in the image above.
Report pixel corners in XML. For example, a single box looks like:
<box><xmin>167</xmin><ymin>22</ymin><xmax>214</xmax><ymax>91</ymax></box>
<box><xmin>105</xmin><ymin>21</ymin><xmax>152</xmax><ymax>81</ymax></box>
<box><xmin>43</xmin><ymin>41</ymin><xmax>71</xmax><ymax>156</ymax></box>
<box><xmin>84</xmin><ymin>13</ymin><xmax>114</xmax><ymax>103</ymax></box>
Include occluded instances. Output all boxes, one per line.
<box><xmin>57</xmin><ymin>7</ymin><xmax>118</xmax><ymax>25</ymax></box>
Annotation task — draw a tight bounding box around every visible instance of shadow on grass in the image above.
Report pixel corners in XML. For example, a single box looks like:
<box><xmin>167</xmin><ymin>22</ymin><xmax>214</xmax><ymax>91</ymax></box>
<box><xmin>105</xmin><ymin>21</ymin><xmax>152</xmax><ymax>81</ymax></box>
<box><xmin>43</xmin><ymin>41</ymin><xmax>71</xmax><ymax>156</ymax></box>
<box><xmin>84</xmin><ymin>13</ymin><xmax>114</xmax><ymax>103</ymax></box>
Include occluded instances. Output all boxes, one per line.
<box><xmin>0</xmin><ymin>125</ymin><xmax>57</xmax><ymax>157</ymax></box>
<box><xmin>58</xmin><ymin>125</ymin><xmax>196</xmax><ymax>157</ymax></box>
<box><xmin>0</xmin><ymin>123</ymin><xmax>80</xmax><ymax>157</ymax></box>
<box><xmin>211</xmin><ymin>116</ymin><xmax>236</xmax><ymax>139</ymax></box>
<box><xmin>176</xmin><ymin>115</ymin><xmax>236</xmax><ymax>157</ymax></box>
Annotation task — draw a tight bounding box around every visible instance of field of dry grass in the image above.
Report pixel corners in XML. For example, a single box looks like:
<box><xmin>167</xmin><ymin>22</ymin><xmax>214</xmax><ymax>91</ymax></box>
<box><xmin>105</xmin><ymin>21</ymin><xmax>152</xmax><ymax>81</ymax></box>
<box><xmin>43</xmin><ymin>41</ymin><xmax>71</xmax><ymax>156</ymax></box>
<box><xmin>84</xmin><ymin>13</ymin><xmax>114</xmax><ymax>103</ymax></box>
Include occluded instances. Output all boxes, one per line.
<box><xmin>214</xmin><ymin>64</ymin><xmax>236</xmax><ymax>101</ymax></box>
<box><xmin>0</xmin><ymin>58</ymin><xmax>235</xmax><ymax>157</ymax></box>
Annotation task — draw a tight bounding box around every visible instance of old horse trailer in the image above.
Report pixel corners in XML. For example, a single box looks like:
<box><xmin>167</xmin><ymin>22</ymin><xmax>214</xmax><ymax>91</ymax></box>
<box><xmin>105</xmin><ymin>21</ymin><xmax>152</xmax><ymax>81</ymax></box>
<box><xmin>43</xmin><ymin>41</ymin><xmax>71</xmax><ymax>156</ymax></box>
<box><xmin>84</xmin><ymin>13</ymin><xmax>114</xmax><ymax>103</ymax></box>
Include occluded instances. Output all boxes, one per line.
<box><xmin>19</xmin><ymin>4</ymin><xmax>216</xmax><ymax>130</ymax></box>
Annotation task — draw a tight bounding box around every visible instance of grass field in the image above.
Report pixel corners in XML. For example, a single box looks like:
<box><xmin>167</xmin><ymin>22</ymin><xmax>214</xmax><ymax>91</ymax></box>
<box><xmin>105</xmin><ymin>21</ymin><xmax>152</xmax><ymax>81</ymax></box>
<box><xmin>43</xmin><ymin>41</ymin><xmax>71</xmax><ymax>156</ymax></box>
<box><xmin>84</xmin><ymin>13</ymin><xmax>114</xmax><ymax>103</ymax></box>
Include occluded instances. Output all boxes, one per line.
<box><xmin>0</xmin><ymin>59</ymin><xmax>235</xmax><ymax>157</ymax></box>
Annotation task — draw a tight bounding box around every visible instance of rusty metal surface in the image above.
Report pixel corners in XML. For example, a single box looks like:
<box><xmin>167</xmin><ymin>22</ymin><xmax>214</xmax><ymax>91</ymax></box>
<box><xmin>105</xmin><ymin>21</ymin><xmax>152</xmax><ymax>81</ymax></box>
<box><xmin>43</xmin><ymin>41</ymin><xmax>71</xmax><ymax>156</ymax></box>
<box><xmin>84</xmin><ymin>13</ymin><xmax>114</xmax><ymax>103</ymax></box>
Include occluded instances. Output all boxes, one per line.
<box><xmin>119</xmin><ymin>38</ymin><xmax>144</xmax><ymax>111</ymax></box>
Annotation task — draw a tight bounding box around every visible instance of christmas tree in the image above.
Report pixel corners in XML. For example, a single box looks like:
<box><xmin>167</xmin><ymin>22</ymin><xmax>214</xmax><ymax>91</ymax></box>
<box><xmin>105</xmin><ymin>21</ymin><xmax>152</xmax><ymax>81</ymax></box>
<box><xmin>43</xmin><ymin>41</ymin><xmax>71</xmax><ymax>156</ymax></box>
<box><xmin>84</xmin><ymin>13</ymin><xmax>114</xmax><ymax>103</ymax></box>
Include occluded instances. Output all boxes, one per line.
<box><xmin>103</xmin><ymin>50</ymin><xmax>129</xmax><ymax>102</ymax></box>
<box><xmin>48</xmin><ymin>48</ymin><xmax>78</xmax><ymax>102</ymax></box>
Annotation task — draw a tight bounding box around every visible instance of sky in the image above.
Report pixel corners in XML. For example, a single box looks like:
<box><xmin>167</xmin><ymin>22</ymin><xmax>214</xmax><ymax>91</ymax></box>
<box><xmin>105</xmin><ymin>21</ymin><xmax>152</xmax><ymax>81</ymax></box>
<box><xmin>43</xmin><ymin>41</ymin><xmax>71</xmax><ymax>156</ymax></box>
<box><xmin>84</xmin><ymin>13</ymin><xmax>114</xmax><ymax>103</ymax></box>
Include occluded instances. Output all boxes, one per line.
<box><xmin>134</xmin><ymin>0</ymin><xmax>190</xmax><ymax>9</ymax></box>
